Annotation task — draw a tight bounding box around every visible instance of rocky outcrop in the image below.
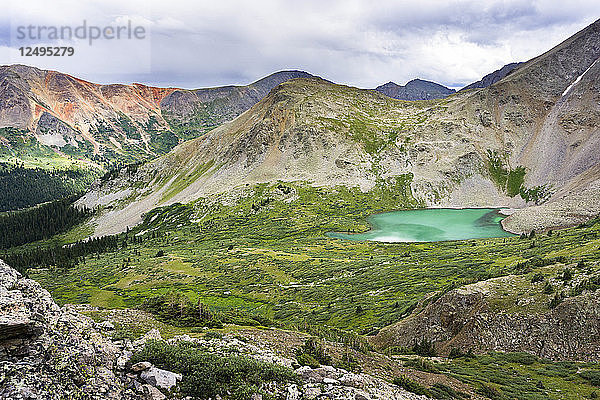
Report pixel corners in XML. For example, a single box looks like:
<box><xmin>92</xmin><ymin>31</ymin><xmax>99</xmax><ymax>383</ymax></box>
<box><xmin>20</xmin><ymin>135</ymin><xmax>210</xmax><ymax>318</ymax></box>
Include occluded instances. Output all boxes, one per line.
<box><xmin>125</xmin><ymin>330</ymin><xmax>429</xmax><ymax>400</ymax></box>
<box><xmin>372</xmin><ymin>273</ymin><xmax>600</xmax><ymax>362</ymax></box>
<box><xmin>0</xmin><ymin>260</ymin><xmax>141</xmax><ymax>399</ymax></box>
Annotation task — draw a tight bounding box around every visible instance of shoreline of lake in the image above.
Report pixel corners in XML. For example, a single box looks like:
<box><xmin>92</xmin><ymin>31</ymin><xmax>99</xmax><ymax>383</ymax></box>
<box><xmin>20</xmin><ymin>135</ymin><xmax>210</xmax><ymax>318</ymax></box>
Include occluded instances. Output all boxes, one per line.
<box><xmin>327</xmin><ymin>207</ymin><xmax>515</xmax><ymax>243</ymax></box>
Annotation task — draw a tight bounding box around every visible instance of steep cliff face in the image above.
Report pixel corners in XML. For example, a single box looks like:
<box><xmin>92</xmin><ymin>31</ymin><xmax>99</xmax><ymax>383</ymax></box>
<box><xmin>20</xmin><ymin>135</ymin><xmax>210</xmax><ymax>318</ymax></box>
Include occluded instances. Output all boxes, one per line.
<box><xmin>372</xmin><ymin>268</ymin><xmax>600</xmax><ymax>362</ymax></box>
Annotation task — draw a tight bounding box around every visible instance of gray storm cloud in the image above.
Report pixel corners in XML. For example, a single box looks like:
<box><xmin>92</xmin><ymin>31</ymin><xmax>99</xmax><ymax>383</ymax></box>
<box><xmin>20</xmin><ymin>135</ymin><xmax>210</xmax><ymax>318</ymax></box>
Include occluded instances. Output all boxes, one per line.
<box><xmin>0</xmin><ymin>0</ymin><xmax>597</xmax><ymax>89</ymax></box>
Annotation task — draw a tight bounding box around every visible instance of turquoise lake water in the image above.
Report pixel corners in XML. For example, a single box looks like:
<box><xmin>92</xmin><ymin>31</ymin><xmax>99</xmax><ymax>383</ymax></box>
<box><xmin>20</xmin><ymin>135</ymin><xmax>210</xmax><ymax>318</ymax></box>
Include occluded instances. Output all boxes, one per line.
<box><xmin>327</xmin><ymin>208</ymin><xmax>515</xmax><ymax>243</ymax></box>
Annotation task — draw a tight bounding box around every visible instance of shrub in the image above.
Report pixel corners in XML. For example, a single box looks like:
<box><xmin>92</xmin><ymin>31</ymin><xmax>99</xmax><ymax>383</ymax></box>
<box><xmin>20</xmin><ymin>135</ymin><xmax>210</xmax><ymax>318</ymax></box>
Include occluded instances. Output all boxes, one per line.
<box><xmin>428</xmin><ymin>382</ymin><xmax>465</xmax><ymax>399</ymax></box>
<box><xmin>392</xmin><ymin>375</ymin><xmax>430</xmax><ymax>396</ymax></box>
<box><xmin>141</xmin><ymin>291</ymin><xmax>224</xmax><ymax>328</ymax></box>
<box><xmin>156</xmin><ymin>250</ymin><xmax>165</xmax><ymax>257</ymax></box>
<box><xmin>499</xmin><ymin>352</ymin><xmax>538</xmax><ymax>365</ymax></box>
<box><xmin>478</xmin><ymin>383</ymin><xmax>501</xmax><ymax>399</ymax></box>
<box><xmin>531</xmin><ymin>273</ymin><xmax>544</xmax><ymax>283</ymax></box>
<box><xmin>296</xmin><ymin>337</ymin><xmax>332</xmax><ymax>367</ymax></box>
<box><xmin>405</xmin><ymin>357</ymin><xmax>439</xmax><ymax>373</ymax></box>
<box><xmin>204</xmin><ymin>331</ymin><xmax>224</xmax><ymax>340</ymax></box>
<box><xmin>337</xmin><ymin>351</ymin><xmax>362</xmax><ymax>373</ymax></box>
<box><xmin>387</xmin><ymin>346</ymin><xmax>413</xmax><ymax>355</ymax></box>
<box><xmin>560</xmin><ymin>268</ymin><xmax>574</xmax><ymax>282</ymax></box>
<box><xmin>549</xmin><ymin>292</ymin><xmax>564</xmax><ymax>309</ymax></box>
<box><xmin>536</xmin><ymin>380</ymin><xmax>545</xmax><ymax>389</ymax></box>
<box><xmin>296</xmin><ymin>353</ymin><xmax>320</xmax><ymax>368</ymax></box>
<box><xmin>131</xmin><ymin>340</ymin><xmax>296</xmax><ymax>400</ymax></box>
<box><xmin>580</xmin><ymin>370</ymin><xmax>600</xmax><ymax>387</ymax></box>
<box><xmin>412</xmin><ymin>337</ymin><xmax>437</xmax><ymax>357</ymax></box>
<box><xmin>448</xmin><ymin>347</ymin><xmax>464</xmax><ymax>359</ymax></box>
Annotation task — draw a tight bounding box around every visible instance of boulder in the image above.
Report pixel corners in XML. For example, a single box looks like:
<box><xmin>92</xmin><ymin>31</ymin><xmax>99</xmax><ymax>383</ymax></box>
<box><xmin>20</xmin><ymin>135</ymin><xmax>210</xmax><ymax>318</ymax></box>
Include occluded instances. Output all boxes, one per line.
<box><xmin>286</xmin><ymin>384</ymin><xmax>301</xmax><ymax>400</ymax></box>
<box><xmin>0</xmin><ymin>260</ymin><xmax>142</xmax><ymax>399</ymax></box>
<box><xmin>142</xmin><ymin>384</ymin><xmax>166</xmax><ymax>400</ymax></box>
<box><xmin>98</xmin><ymin>320</ymin><xmax>116</xmax><ymax>330</ymax></box>
<box><xmin>131</xmin><ymin>361</ymin><xmax>152</xmax><ymax>372</ymax></box>
<box><xmin>140</xmin><ymin>366</ymin><xmax>182</xmax><ymax>390</ymax></box>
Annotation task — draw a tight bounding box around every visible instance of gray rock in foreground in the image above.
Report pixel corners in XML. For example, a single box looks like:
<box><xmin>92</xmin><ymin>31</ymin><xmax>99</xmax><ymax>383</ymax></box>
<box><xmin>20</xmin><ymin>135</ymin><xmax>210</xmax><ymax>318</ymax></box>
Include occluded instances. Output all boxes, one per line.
<box><xmin>140</xmin><ymin>367</ymin><xmax>182</xmax><ymax>390</ymax></box>
<box><xmin>0</xmin><ymin>260</ymin><xmax>142</xmax><ymax>400</ymax></box>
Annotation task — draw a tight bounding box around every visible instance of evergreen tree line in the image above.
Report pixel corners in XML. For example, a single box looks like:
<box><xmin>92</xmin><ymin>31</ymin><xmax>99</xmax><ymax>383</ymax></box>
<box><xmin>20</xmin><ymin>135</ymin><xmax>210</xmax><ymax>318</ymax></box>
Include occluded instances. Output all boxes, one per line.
<box><xmin>1</xmin><ymin>235</ymin><xmax>121</xmax><ymax>275</ymax></box>
<box><xmin>0</xmin><ymin>162</ymin><xmax>97</xmax><ymax>211</ymax></box>
<box><xmin>0</xmin><ymin>196</ymin><xmax>92</xmax><ymax>249</ymax></box>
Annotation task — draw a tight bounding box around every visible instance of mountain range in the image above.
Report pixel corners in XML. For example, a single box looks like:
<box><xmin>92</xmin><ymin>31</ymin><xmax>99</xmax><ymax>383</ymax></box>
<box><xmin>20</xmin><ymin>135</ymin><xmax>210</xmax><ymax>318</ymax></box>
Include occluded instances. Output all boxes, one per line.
<box><xmin>0</xmin><ymin>67</ymin><xmax>316</xmax><ymax>165</ymax></box>
<box><xmin>69</xmin><ymin>19</ymin><xmax>600</xmax><ymax>238</ymax></box>
<box><xmin>0</xmin><ymin>63</ymin><xmax>517</xmax><ymax>171</ymax></box>
<box><xmin>2</xmin><ymin>16</ymin><xmax>600</xmax><ymax>400</ymax></box>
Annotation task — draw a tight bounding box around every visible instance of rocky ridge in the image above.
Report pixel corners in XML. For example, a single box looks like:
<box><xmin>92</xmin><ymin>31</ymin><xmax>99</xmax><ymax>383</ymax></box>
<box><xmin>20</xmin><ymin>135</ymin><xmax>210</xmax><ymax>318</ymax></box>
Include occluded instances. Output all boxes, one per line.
<box><xmin>372</xmin><ymin>265</ymin><xmax>600</xmax><ymax>362</ymax></box>
<box><xmin>460</xmin><ymin>62</ymin><xmax>523</xmax><ymax>91</ymax></box>
<box><xmin>0</xmin><ymin>65</ymin><xmax>314</xmax><ymax>163</ymax></box>
<box><xmin>0</xmin><ymin>259</ymin><xmax>140</xmax><ymax>399</ymax></box>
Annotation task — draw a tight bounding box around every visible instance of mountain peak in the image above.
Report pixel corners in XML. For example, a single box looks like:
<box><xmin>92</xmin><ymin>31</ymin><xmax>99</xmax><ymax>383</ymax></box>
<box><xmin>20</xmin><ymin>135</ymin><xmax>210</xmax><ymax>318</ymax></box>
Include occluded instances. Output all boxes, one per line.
<box><xmin>375</xmin><ymin>78</ymin><xmax>455</xmax><ymax>100</ymax></box>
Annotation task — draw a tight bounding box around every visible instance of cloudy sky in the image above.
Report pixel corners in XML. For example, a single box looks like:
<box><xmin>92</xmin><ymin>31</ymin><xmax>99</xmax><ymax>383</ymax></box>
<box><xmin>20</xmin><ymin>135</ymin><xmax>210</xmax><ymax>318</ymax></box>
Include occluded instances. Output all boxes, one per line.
<box><xmin>0</xmin><ymin>0</ymin><xmax>598</xmax><ymax>89</ymax></box>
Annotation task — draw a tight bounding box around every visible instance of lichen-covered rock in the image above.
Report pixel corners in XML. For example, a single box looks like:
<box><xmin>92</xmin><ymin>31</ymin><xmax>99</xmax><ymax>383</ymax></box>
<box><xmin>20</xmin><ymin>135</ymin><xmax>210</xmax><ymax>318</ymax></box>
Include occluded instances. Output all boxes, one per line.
<box><xmin>132</xmin><ymin>334</ymin><xmax>428</xmax><ymax>400</ymax></box>
<box><xmin>0</xmin><ymin>260</ymin><xmax>142</xmax><ymax>399</ymax></box>
<box><xmin>140</xmin><ymin>367</ymin><xmax>181</xmax><ymax>390</ymax></box>
<box><xmin>0</xmin><ymin>259</ymin><xmax>431</xmax><ymax>400</ymax></box>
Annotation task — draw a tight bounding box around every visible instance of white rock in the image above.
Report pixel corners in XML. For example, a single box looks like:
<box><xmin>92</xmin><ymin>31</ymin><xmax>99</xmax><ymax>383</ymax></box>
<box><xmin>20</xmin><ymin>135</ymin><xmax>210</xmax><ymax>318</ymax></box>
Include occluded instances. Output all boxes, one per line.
<box><xmin>116</xmin><ymin>351</ymin><xmax>132</xmax><ymax>370</ymax></box>
<box><xmin>97</xmin><ymin>321</ymin><xmax>115</xmax><ymax>330</ymax></box>
<box><xmin>140</xmin><ymin>366</ymin><xmax>182</xmax><ymax>390</ymax></box>
<box><xmin>286</xmin><ymin>384</ymin><xmax>301</xmax><ymax>400</ymax></box>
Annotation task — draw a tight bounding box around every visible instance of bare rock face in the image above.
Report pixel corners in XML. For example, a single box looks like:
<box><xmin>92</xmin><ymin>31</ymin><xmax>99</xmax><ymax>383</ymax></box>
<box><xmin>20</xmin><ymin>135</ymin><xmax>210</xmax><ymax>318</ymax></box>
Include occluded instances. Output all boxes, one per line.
<box><xmin>460</xmin><ymin>62</ymin><xmax>524</xmax><ymax>91</ymax></box>
<box><xmin>0</xmin><ymin>65</ymin><xmax>316</xmax><ymax>164</ymax></box>
<box><xmin>372</xmin><ymin>273</ymin><xmax>600</xmax><ymax>362</ymax></box>
<box><xmin>0</xmin><ymin>260</ymin><xmax>141</xmax><ymax>399</ymax></box>
<box><xmin>0</xmin><ymin>69</ymin><xmax>33</xmax><ymax>129</ymax></box>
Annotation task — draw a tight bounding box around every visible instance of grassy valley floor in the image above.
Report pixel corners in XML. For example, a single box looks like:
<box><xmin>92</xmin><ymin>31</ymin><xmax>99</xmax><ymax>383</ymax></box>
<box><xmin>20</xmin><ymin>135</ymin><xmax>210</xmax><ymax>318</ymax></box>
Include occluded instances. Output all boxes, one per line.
<box><xmin>18</xmin><ymin>181</ymin><xmax>600</xmax><ymax>332</ymax></box>
<box><xmin>4</xmin><ymin>181</ymin><xmax>600</xmax><ymax>398</ymax></box>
